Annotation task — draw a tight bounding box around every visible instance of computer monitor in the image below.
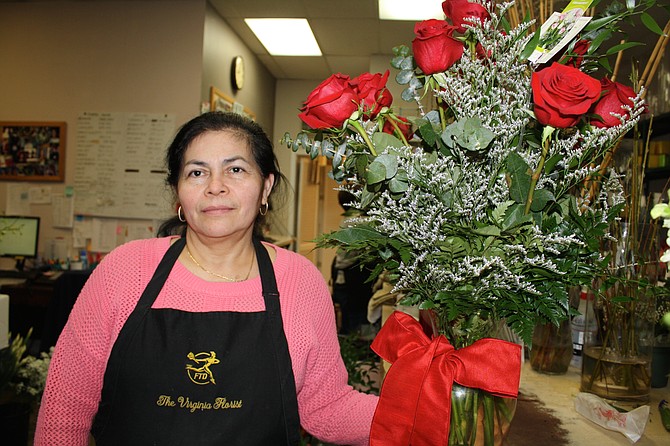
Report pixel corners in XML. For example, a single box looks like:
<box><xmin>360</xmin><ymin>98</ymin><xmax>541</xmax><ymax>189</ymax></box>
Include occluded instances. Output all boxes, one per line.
<box><xmin>0</xmin><ymin>216</ymin><xmax>40</xmax><ymax>271</ymax></box>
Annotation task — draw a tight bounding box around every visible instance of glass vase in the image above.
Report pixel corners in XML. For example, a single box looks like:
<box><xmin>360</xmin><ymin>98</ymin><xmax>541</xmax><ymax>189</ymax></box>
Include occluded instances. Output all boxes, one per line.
<box><xmin>580</xmin><ymin>222</ymin><xmax>660</xmax><ymax>406</ymax></box>
<box><xmin>419</xmin><ymin>310</ymin><xmax>520</xmax><ymax>445</ymax></box>
<box><xmin>449</xmin><ymin>383</ymin><xmax>516</xmax><ymax>446</ymax></box>
<box><xmin>530</xmin><ymin>320</ymin><xmax>572</xmax><ymax>374</ymax></box>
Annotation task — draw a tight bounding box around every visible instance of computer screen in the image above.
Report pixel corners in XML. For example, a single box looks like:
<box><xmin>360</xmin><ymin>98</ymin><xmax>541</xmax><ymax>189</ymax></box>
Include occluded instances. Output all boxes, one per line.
<box><xmin>0</xmin><ymin>216</ymin><xmax>40</xmax><ymax>259</ymax></box>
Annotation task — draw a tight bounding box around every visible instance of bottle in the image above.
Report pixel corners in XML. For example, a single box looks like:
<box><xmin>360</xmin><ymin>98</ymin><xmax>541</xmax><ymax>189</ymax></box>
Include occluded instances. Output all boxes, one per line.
<box><xmin>571</xmin><ymin>287</ymin><xmax>597</xmax><ymax>368</ymax></box>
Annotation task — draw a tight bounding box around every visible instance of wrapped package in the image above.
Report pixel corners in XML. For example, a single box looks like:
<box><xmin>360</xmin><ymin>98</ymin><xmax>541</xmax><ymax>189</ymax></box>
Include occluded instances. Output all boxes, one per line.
<box><xmin>574</xmin><ymin>392</ymin><xmax>649</xmax><ymax>443</ymax></box>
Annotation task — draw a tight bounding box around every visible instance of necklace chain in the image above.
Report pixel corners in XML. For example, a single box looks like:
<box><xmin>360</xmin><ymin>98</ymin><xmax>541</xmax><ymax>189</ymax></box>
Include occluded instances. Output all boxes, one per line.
<box><xmin>186</xmin><ymin>245</ymin><xmax>254</xmax><ymax>282</ymax></box>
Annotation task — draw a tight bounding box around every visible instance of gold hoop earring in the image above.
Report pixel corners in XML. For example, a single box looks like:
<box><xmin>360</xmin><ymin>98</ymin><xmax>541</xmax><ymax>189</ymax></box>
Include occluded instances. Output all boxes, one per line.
<box><xmin>178</xmin><ymin>205</ymin><xmax>186</xmax><ymax>222</ymax></box>
<box><xmin>259</xmin><ymin>203</ymin><xmax>269</xmax><ymax>216</ymax></box>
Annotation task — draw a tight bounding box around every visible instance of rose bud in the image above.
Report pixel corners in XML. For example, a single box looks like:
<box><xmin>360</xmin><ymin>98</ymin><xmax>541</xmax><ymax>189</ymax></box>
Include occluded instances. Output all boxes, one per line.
<box><xmin>442</xmin><ymin>0</ymin><xmax>490</xmax><ymax>34</ymax></box>
<box><xmin>412</xmin><ymin>19</ymin><xmax>464</xmax><ymax>75</ymax></box>
<box><xmin>351</xmin><ymin>71</ymin><xmax>393</xmax><ymax>120</ymax></box>
<box><xmin>590</xmin><ymin>78</ymin><xmax>638</xmax><ymax>128</ymax></box>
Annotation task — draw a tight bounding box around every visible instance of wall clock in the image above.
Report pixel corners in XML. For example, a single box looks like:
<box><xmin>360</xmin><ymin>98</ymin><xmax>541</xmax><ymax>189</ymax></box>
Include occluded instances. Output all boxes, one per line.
<box><xmin>232</xmin><ymin>55</ymin><xmax>245</xmax><ymax>90</ymax></box>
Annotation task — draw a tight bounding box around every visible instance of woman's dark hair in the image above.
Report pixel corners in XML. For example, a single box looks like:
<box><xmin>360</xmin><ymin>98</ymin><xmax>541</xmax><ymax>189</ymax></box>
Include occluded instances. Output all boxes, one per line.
<box><xmin>157</xmin><ymin>111</ymin><xmax>284</xmax><ymax>237</ymax></box>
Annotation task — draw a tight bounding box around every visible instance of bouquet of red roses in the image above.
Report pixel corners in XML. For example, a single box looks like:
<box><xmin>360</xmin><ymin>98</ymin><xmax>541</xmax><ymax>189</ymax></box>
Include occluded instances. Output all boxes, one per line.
<box><xmin>283</xmin><ymin>1</ymin><xmax>663</xmax><ymax>444</ymax></box>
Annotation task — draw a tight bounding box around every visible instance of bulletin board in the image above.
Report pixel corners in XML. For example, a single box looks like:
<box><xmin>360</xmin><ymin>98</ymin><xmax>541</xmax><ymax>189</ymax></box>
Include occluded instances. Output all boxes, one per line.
<box><xmin>210</xmin><ymin>87</ymin><xmax>256</xmax><ymax>121</ymax></box>
<box><xmin>0</xmin><ymin>121</ymin><xmax>66</xmax><ymax>182</ymax></box>
<box><xmin>72</xmin><ymin>112</ymin><xmax>176</xmax><ymax>220</ymax></box>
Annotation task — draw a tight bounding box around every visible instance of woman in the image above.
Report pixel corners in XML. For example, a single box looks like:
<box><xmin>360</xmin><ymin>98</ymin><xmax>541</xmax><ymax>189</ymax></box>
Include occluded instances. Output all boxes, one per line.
<box><xmin>35</xmin><ymin>112</ymin><xmax>378</xmax><ymax>445</ymax></box>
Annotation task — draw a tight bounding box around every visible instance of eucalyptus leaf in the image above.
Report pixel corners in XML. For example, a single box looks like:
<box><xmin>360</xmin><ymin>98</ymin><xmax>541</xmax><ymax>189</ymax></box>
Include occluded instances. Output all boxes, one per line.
<box><xmin>442</xmin><ymin>117</ymin><xmax>494</xmax><ymax>151</ymax></box>
<box><xmin>402</xmin><ymin>87</ymin><xmax>417</xmax><ymax>102</ymax></box>
<box><xmin>396</xmin><ymin>69</ymin><xmax>414</xmax><ymax>85</ymax></box>
<box><xmin>390</xmin><ymin>55</ymin><xmax>405</xmax><ymax>69</ymax></box>
<box><xmin>388</xmin><ymin>169</ymin><xmax>409</xmax><ymax>193</ymax></box>
<box><xmin>372</xmin><ymin>132</ymin><xmax>403</xmax><ymax>151</ymax></box>
<box><xmin>400</xmin><ymin>57</ymin><xmax>414</xmax><ymax>71</ymax></box>
<box><xmin>366</xmin><ymin>160</ymin><xmax>387</xmax><ymax>185</ymax></box>
<box><xmin>359</xmin><ymin>188</ymin><xmax>376</xmax><ymax>208</ymax></box>
<box><xmin>309</xmin><ymin>142</ymin><xmax>319</xmax><ymax>159</ymax></box>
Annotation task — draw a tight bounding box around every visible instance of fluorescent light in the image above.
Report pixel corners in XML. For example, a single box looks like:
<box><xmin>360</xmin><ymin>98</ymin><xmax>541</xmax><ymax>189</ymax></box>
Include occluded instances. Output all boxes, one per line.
<box><xmin>245</xmin><ymin>18</ymin><xmax>322</xmax><ymax>56</ymax></box>
<box><xmin>379</xmin><ymin>0</ymin><xmax>444</xmax><ymax>21</ymax></box>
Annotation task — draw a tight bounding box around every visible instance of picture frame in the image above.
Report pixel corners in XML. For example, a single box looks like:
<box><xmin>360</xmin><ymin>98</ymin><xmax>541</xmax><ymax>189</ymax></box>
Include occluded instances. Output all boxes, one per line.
<box><xmin>0</xmin><ymin>121</ymin><xmax>66</xmax><ymax>182</ymax></box>
<box><xmin>209</xmin><ymin>86</ymin><xmax>256</xmax><ymax>121</ymax></box>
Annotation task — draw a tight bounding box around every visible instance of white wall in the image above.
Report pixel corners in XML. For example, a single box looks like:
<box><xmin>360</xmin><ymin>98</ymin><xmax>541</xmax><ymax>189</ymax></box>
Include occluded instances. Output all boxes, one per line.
<box><xmin>0</xmin><ymin>0</ymin><xmax>278</xmax><ymax>267</ymax></box>
<box><xmin>273</xmin><ymin>79</ymin><xmax>320</xmax><ymax>239</ymax></box>
<box><xmin>202</xmin><ymin>2</ymin><xmax>276</xmax><ymax>134</ymax></box>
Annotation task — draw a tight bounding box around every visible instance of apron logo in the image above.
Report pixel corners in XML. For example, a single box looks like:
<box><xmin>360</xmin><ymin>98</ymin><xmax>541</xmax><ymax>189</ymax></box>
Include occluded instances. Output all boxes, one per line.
<box><xmin>186</xmin><ymin>351</ymin><xmax>220</xmax><ymax>385</ymax></box>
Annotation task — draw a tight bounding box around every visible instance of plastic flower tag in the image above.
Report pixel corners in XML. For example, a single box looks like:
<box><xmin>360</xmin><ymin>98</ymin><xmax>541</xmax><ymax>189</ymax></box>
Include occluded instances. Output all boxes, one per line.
<box><xmin>528</xmin><ymin>0</ymin><xmax>594</xmax><ymax>63</ymax></box>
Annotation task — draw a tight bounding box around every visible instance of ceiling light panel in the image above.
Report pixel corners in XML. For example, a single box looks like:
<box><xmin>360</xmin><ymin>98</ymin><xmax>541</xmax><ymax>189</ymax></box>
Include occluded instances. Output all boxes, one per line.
<box><xmin>378</xmin><ymin>0</ymin><xmax>444</xmax><ymax>21</ymax></box>
<box><xmin>244</xmin><ymin>18</ymin><xmax>322</xmax><ymax>56</ymax></box>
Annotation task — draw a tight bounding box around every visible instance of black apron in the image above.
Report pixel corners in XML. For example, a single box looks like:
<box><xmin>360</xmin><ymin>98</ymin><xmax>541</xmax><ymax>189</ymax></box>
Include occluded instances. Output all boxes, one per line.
<box><xmin>91</xmin><ymin>237</ymin><xmax>301</xmax><ymax>445</ymax></box>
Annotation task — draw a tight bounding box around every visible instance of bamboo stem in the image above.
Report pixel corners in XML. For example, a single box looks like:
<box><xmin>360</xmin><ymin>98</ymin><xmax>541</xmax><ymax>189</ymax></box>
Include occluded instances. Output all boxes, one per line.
<box><xmin>611</xmin><ymin>40</ymin><xmax>625</xmax><ymax>83</ymax></box>
<box><xmin>640</xmin><ymin>30</ymin><xmax>670</xmax><ymax>99</ymax></box>
<box><xmin>640</xmin><ymin>20</ymin><xmax>670</xmax><ymax>88</ymax></box>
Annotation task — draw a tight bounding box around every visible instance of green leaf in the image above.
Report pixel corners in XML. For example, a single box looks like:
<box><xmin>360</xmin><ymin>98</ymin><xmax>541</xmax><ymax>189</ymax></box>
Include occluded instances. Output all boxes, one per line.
<box><xmin>419</xmin><ymin>122</ymin><xmax>440</xmax><ymax>147</ymax></box>
<box><xmin>584</xmin><ymin>14</ymin><xmax>623</xmax><ymax>32</ymax></box>
<box><xmin>372</xmin><ymin>132</ymin><xmax>403</xmax><ymax>151</ymax></box>
<box><xmin>492</xmin><ymin>201</ymin><xmax>514</xmax><ymax>224</ymax></box>
<box><xmin>472</xmin><ymin>225</ymin><xmax>501</xmax><ymax>237</ymax></box>
<box><xmin>502</xmin><ymin>203</ymin><xmax>532</xmax><ymax>230</ymax></box>
<box><xmin>442</xmin><ymin>117</ymin><xmax>494</xmax><ymax>151</ymax></box>
<box><xmin>360</xmin><ymin>188</ymin><xmax>376</xmax><ymax>208</ymax></box>
<box><xmin>388</xmin><ymin>169</ymin><xmax>409</xmax><ymax>193</ymax></box>
<box><xmin>506</xmin><ymin>152</ymin><xmax>531</xmax><ymax>204</ymax></box>
<box><xmin>640</xmin><ymin>12</ymin><xmax>664</xmax><ymax>35</ymax></box>
<box><xmin>605</xmin><ymin>41</ymin><xmax>644</xmax><ymax>56</ymax></box>
<box><xmin>521</xmin><ymin>28</ymin><xmax>541</xmax><ymax>60</ymax></box>
<box><xmin>366</xmin><ymin>161</ymin><xmax>386</xmax><ymax>184</ymax></box>
<box><xmin>392</xmin><ymin>45</ymin><xmax>411</xmax><ymax>57</ymax></box>
<box><xmin>530</xmin><ymin>189</ymin><xmax>555</xmax><ymax>212</ymax></box>
<box><xmin>328</xmin><ymin>226</ymin><xmax>386</xmax><ymax>245</ymax></box>
<box><xmin>396</xmin><ymin>69</ymin><xmax>414</xmax><ymax>85</ymax></box>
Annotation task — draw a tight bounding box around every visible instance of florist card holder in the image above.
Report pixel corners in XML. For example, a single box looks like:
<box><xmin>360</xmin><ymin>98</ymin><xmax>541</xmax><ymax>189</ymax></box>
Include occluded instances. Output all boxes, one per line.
<box><xmin>0</xmin><ymin>121</ymin><xmax>66</xmax><ymax>182</ymax></box>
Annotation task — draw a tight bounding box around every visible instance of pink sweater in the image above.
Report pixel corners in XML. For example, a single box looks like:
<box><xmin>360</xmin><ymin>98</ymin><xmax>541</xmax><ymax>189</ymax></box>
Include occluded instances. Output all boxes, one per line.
<box><xmin>35</xmin><ymin>237</ymin><xmax>378</xmax><ymax>445</ymax></box>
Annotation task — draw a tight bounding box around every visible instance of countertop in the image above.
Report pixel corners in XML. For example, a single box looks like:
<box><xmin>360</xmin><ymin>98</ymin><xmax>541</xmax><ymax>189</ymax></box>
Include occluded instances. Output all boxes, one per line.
<box><xmin>512</xmin><ymin>361</ymin><xmax>669</xmax><ymax>445</ymax></box>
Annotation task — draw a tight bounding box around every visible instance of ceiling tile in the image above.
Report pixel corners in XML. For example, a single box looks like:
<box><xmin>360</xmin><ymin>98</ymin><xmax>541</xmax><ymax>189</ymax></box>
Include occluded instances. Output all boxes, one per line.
<box><xmin>273</xmin><ymin>56</ymin><xmax>332</xmax><ymax>80</ymax></box>
<box><xmin>379</xmin><ymin>20</ymin><xmax>416</xmax><ymax>54</ymax></box>
<box><xmin>209</xmin><ymin>0</ymin><xmax>306</xmax><ymax>19</ymax></box>
<box><xmin>325</xmin><ymin>56</ymin><xmax>371</xmax><ymax>77</ymax></box>
<box><xmin>311</xmin><ymin>18</ymin><xmax>380</xmax><ymax>56</ymax></box>
<box><xmin>303</xmin><ymin>0</ymin><xmax>377</xmax><ymax>18</ymax></box>
<box><xmin>257</xmin><ymin>54</ymin><xmax>287</xmax><ymax>79</ymax></box>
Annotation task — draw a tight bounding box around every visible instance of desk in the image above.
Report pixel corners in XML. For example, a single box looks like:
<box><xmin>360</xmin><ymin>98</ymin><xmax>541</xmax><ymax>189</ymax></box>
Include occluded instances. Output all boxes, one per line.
<box><xmin>0</xmin><ymin>271</ymin><xmax>90</xmax><ymax>351</ymax></box>
<box><xmin>507</xmin><ymin>362</ymin><xmax>669</xmax><ymax>445</ymax></box>
<box><xmin>0</xmin><ymin>277</ymin><xmax>54</xmax><ymax>341</ymax></box>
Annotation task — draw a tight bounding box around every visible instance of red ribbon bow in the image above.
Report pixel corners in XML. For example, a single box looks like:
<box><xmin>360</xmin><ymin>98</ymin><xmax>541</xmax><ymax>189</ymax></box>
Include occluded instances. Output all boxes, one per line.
<box><xmin>369</xmin><ymin>311</ymin><xmax>522</xmax><ymax>446</ymax></box>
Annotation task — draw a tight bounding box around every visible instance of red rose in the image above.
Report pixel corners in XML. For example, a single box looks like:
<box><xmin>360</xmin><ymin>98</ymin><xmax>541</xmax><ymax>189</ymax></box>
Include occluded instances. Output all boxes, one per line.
<box><xmin>383</xmin><ymin>116</ymin><xmax>413</xmax><ymax>141</ymax></box>
<box><xmin>532</xmin><ymin>62</ymin><xmax>601</xmax><ymax>128</ymax></box>
<box><xmin>442</xmin><ymin>0</ymin><xmax>490</xmax><ymax>34</ymax></box>
<box><xmin>351</xmin><ymin>70</ymin><xmax>393</xmax><ymax>119</ymax></box>
<box><xmin>299</xmin><ymin>74</ymin><xmax>359</xmax><ymax>129</ymax></box>
<box><xmin>590</xmin><ymin>78</ymin><xmax>637</xmax><ymax>128</ymax></box>
<box><xmin>565</xmin><ymin>39</ymin><xmax>590</xmax><ymax>67</ymax></box>
<box><xmin>412</xmin><ymin>20</ymin><xmax>464</xmax><ymax>75</ymax></box>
